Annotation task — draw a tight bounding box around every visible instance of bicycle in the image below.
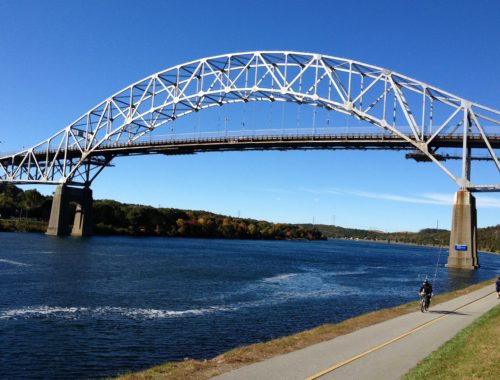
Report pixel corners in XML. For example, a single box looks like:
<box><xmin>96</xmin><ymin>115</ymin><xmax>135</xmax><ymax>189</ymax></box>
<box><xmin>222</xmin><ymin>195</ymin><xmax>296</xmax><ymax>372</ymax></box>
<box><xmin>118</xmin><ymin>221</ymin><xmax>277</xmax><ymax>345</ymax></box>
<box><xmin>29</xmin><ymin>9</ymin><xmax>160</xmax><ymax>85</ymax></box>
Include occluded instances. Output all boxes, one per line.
<box><xmin>420</xmin><ymin>292</ymin><xmax>432</xmax><ymax>312</ymax></box>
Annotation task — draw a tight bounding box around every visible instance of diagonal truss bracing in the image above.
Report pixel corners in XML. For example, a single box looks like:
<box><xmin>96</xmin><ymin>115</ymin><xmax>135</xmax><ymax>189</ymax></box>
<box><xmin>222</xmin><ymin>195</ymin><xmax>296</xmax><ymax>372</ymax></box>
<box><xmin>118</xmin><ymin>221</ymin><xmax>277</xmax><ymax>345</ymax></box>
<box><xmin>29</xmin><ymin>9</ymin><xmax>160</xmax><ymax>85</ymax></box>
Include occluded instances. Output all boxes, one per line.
<box><xmin>0</xmin><ymin>51</ymin><xmax>499</xmax><ymax>190</ymax></box>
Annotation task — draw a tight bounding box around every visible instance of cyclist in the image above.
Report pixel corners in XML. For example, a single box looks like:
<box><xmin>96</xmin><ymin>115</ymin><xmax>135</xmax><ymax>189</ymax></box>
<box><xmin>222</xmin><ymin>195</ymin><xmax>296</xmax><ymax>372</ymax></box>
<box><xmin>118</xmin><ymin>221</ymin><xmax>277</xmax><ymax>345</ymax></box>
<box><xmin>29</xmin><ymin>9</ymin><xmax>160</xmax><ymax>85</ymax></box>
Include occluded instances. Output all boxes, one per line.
<box><xmin>419</xmin><ymin>279</ymin><xmax>433</xmax><ymax>311</ymax></box>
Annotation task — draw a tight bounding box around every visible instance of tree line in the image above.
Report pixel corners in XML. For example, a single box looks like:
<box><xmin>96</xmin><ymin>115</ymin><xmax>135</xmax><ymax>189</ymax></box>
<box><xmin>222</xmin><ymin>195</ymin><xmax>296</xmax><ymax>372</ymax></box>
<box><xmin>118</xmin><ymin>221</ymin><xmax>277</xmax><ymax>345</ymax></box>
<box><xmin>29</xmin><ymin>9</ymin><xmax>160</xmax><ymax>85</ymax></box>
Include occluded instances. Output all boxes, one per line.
<box><xmin>0</xmin><ymin>184</ymin><xmax>324</xmax><ymax>240</ymax></box>
<box><xmin>1</xmin><ymin>184</ymin><xmax>497</xmax><ymax>251</ymax></box>
<box><xmin>308</xmin><ymin>225</ymin><xmax>500</xmax><ymax>253</ymax></box>
<box><xmin>93</xmin><ymin>199</ymin><xmax>324</xmax><ymax>240</ymax></box>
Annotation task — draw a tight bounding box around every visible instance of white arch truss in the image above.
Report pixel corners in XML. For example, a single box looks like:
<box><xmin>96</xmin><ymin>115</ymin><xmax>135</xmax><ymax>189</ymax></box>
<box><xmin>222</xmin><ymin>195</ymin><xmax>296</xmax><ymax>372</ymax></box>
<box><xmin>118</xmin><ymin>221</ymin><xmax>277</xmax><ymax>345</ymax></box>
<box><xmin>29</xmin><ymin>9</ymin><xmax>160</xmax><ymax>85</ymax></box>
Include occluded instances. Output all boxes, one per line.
<box><xmin>0</xmin><ymin>51</ymin><xmax>499</xmax><ymax>190</ymax></box>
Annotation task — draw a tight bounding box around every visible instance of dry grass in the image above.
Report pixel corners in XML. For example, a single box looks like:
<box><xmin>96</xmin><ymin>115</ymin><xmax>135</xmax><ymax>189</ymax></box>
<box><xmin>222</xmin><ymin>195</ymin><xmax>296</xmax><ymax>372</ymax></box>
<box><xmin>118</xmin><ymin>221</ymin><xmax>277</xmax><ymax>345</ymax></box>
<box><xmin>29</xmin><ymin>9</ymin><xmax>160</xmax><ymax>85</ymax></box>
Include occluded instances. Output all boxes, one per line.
<box><xmin>403</xmin><ymin>304</ymin><xmax>500</xmax><ymax>380</ymax></box>
<box><xmin>116</xmin><ymin>278</ymin><xmax>496</xmax><ymax>380</ymax></box>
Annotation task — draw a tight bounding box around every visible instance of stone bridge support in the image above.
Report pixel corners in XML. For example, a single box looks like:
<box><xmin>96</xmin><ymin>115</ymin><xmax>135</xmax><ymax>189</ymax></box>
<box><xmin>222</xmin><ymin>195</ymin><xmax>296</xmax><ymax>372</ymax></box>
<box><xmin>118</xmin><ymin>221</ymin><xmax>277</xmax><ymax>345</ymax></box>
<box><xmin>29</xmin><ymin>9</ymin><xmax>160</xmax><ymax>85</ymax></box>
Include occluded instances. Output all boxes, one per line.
<box><xmin>46</xmin><ymin>185</ymin><xmax>93</xmax><ymax>237</ymax></box>
<box><xmin>447</xmin><ymin>190</ymin><xmax>478</xmax><ymax>269</ymax></box>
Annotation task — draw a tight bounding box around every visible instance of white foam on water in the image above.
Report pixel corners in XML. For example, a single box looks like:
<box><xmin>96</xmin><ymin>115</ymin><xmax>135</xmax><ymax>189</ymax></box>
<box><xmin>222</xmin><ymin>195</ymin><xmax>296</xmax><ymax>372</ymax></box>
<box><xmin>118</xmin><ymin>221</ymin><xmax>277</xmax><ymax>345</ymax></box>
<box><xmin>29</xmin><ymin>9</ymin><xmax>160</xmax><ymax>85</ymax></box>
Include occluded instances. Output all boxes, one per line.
<box><xmin>0</xmin><ymin>306</ymin><xmax>85</xmax><ymax>319</ymax></box>
<box><xmin>262</xmin><ymin>273</ymin><xmax>298</xmax><ymax>283</ymax></box>
<box><xmin>0</xmin><ymin>268</ymin><xmax>366</xmax><ymax>322</ymax></box>
<box><xmin>92</xmin><ymin>306</ymin><xmax>234</xmax><ymax>319</ymax></box>
<box><xmin>239</xmin><ymin>269</ymin><xmax>364</xmax><ymax>304</ymax></box>
<box><xmin>298</xmin><ymin>266</ymin><xmax>368</xmax><ymax>277</ymax></box>
<box><xmin>0</xmin><ymin>259</ymin><xmax>31</xmax><ymax>267</ymax></box>
<box><xmin>329</xmin><ymin>269</ymin><xmax>367</xmax><ymax>276</ymax></box>
<box><xmin>0</xmin><ymin>305</ymin><xmax>234</xmax><ymax>320</ymax></box>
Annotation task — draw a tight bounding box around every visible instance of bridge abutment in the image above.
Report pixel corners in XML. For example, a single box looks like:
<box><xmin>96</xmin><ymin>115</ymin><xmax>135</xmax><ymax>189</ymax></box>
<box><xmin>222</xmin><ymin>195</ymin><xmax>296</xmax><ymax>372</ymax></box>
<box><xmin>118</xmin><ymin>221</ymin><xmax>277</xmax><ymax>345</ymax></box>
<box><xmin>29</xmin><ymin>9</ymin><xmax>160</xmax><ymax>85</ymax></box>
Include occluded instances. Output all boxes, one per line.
<box><xmin>46</xmin><ymin>185</ymin><xmax>71</xmax><ymax>236</ymax></box>
<box><xmin>47</xmin><ymin>185</ymin><xmax>93</xmax><ymax>237</ymax></box>
<box><xmin>447</xmin><ymin>190</ymin><xmax>478</xmax><ymax>269</ymax></box>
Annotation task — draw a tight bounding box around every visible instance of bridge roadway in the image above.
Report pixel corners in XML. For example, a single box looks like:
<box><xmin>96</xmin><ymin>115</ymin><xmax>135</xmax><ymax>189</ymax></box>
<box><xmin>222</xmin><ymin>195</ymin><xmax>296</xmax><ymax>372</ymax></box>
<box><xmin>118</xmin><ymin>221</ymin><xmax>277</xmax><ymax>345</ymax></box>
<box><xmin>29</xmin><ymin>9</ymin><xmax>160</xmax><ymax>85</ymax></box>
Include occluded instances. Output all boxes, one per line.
<box><xmin>3</xmin><ymin>133</ymin><xmax>499</xmax><ymax>164</ymax></box>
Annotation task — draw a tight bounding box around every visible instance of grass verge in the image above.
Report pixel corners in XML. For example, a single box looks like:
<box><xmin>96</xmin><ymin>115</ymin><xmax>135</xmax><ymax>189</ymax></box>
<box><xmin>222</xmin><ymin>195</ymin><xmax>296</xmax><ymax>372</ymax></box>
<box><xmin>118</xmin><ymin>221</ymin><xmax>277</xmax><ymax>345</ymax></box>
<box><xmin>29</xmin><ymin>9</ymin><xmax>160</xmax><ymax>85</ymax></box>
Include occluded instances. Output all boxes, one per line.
<box><xmin>403</xmin><ymin>304</ymin><xmax>500</xmax><ymax>380</ymax></box>
<box><xmin>0</xmin><ymin>219</ymin><xmax>47</xmax><ymax>233</ymax></box>
<box><xmin>116</xmin><ymin>278</ymin><xmax>496</xmax><ymax>380</ymax></box>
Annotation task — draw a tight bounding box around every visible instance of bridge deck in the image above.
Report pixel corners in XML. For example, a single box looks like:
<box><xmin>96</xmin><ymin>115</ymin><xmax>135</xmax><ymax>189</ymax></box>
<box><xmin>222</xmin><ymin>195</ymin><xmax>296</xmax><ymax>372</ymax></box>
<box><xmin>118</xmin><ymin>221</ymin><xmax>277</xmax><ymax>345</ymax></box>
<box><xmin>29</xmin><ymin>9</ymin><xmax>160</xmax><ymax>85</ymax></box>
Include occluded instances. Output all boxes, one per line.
<box><xmin>2</xmin><ymin>134</ymin><xmax>499</xmax><ymax>164</ymax></box>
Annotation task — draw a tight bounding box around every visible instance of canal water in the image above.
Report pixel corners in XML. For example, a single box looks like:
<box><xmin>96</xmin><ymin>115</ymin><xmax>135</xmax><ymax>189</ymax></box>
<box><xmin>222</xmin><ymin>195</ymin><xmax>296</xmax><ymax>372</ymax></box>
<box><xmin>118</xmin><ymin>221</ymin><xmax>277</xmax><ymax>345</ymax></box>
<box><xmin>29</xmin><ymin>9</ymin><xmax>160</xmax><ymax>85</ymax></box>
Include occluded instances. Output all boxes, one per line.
<box><xmin>1</xmin><ymin>232</ymin><xmax>498</xmax><ymax>379</ymax></box>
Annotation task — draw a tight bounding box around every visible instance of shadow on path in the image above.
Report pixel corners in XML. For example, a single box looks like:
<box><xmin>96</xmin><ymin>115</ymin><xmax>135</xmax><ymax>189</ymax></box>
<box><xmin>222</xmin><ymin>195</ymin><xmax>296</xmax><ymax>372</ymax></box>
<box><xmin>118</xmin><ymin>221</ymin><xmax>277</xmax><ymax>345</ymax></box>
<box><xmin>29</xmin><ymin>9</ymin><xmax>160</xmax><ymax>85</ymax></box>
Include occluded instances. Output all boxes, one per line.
<box><xmin>428</xmin><ymin>310</ymin><xmax>469</xmax><ymax>316</ymax></box>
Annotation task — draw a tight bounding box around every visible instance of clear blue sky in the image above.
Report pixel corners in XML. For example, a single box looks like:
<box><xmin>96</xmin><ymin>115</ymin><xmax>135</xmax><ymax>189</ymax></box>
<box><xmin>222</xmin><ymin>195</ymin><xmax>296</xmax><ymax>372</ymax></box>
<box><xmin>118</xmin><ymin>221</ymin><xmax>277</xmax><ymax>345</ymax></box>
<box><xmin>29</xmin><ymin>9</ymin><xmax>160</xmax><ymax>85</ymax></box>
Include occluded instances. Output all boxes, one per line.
<box><xmin>0</xmin><ymin>0</ymin><xmax>499</xmax><ymax>231</ymax></box>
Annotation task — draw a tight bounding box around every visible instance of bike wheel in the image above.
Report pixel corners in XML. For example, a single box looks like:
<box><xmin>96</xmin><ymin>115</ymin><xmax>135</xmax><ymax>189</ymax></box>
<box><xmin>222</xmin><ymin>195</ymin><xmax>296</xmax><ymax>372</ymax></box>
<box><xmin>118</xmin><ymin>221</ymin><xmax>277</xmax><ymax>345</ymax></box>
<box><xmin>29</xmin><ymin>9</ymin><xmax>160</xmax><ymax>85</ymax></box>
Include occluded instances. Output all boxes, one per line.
<box><xmin>421</xmin><ymin>298</ymin><xmax>425</xmax><ymax>312</ymax></box>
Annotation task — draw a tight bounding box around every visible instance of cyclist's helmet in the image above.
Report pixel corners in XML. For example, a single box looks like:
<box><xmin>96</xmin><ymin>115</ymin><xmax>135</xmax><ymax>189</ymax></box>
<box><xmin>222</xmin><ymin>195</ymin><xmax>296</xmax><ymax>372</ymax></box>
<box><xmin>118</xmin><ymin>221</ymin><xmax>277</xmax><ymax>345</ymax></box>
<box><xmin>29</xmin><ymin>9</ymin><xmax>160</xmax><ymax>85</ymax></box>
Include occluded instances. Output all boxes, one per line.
<box><xmin>423</xmin><ymin>279</ymin><xmax>429</xmax><ymax>284</ymax></box>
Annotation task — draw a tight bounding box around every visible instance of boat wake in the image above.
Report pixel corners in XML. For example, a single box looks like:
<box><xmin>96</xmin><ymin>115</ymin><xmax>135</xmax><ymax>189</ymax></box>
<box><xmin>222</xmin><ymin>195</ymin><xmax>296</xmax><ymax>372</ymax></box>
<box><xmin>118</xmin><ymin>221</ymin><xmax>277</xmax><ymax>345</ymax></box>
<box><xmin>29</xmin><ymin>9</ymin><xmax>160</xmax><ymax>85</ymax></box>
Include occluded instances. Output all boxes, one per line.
<box><xmin>0</xmin><ymin>305</ymin><xmax>235</xmax><ymax>321</ymax></box>
<box><xmin>0</xmin><ymin>259</ymin><xmax>31</xmax><ymax>267</ymax></box>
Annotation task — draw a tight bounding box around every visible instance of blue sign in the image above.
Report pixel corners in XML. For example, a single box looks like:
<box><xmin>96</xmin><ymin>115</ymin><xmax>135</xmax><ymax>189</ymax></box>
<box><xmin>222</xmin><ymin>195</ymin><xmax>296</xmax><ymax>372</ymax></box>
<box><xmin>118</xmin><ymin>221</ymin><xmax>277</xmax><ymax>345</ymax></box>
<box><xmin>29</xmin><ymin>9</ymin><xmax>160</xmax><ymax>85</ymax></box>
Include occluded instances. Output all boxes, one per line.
<box><xmin>455</xmin><ymin>245</ymin><xmax>467</xmax><ymax>251</ymax></box>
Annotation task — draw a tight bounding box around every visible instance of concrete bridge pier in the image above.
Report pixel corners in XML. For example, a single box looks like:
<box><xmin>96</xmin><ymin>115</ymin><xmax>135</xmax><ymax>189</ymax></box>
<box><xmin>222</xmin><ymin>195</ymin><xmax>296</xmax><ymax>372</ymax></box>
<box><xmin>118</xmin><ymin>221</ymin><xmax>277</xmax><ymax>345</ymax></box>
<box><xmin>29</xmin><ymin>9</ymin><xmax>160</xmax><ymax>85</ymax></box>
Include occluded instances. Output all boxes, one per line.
<box><xmin>447</xmin><ymin>190</ymin><xmax>478</xmax><ymax>269</ymax></box>
<box><xmin>46</xmin><ymin>185</ymin><xmax>93</xmax><ymax>237</ymax></box>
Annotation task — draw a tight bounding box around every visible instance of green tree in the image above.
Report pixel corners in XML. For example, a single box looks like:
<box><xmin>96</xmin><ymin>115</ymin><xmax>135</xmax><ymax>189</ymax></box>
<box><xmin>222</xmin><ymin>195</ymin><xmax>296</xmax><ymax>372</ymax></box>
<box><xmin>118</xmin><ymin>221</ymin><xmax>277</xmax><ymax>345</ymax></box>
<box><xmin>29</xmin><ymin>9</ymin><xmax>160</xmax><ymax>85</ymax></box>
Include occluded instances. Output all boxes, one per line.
<box><xmin>0</xmin><ymin>193</ymin><xmax>15</xmax><ymax>218</ymax></box>
<box><xmin>19</xmin><ymin>189</ymin><xmax>44</xmax><ymax>218</ymax></box>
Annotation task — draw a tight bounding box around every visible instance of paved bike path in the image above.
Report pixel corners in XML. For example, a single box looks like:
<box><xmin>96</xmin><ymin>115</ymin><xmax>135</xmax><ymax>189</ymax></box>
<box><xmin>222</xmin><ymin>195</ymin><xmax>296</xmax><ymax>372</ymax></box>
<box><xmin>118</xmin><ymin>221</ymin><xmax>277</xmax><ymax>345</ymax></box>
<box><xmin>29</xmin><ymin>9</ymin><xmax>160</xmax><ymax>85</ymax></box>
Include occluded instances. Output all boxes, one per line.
<box><xmin>213</xmin><ymin>285</ymin><xmax>498</xmax><ymax>380</ymax></box>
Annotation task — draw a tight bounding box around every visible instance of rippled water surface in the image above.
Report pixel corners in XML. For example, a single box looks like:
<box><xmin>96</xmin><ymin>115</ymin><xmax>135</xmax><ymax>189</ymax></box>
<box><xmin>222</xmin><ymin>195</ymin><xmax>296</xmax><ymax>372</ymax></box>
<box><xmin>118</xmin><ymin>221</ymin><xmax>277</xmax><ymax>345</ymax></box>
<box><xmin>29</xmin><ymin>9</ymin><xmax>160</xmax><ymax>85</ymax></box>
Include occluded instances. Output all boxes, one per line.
<box><xmin>1</xmin><ymin>232</ymin><xmax>499</xmax><ymax>379</ymax></box>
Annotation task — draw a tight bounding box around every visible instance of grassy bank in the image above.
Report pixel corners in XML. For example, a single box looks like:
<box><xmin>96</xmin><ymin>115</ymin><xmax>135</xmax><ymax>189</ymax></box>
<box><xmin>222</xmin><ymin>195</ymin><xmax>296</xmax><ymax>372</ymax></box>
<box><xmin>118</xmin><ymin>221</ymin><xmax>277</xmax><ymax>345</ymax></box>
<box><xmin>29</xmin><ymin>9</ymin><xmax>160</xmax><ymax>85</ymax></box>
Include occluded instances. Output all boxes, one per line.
<box><xmin>403</xmin><ymin>304</ymin><xmax>500</xmax><ymax>380</ymax></box>
<box><xmin>115</xmin><ymin>279</ymin><xmax>496</xmax><ymax>380</ymax></box>
<box><xmin>0</xmin><ymin>219</ymin><xmax>47</xmax><ymax>233</ymax></box>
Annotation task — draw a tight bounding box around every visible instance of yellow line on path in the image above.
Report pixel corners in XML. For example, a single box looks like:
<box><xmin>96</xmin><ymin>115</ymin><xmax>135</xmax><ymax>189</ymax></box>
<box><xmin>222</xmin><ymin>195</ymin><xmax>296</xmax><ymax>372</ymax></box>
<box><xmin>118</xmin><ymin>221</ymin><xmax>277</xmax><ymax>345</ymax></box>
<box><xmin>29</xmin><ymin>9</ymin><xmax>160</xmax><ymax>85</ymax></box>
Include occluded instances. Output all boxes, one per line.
<box><xmin>305</xmin><ymin>291</ymin><xmax>495</xmax><ymax>380</ymax></box>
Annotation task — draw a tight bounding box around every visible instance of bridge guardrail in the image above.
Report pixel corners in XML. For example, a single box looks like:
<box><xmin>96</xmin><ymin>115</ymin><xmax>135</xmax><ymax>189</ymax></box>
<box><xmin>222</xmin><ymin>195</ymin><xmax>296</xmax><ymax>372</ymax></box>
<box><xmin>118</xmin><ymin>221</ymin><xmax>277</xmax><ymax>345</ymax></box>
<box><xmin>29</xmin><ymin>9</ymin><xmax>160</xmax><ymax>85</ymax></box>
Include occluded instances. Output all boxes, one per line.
<box><xmin>1</xmin><ymin>131</ymin><xmax>499</xmax><ymax>157</ymax></box>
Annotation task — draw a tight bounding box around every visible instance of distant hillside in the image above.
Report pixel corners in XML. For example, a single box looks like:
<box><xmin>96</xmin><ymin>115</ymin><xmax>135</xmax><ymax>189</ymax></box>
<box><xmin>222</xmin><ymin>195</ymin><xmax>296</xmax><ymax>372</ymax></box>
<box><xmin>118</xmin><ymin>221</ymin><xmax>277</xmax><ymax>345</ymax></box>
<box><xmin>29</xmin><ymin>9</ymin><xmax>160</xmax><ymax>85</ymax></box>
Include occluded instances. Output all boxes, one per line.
<box><xmin>0</xmin><ymin>184</ymin><xmax>324</xmax><ymax>240</ymax></box>
<box><xmin>1</xmin><ymin>184</ymin><xmax>497</xmax><ymax>249</ymax></box>
<box><xmin>91</xmin><ymin>199</ymin><xmax>325</xmax><ymax>240</ymax></box>
<box><xmin>302</xmin><ymin>224</ymin><xmax>500</xmax><ymax>253</ymax></box>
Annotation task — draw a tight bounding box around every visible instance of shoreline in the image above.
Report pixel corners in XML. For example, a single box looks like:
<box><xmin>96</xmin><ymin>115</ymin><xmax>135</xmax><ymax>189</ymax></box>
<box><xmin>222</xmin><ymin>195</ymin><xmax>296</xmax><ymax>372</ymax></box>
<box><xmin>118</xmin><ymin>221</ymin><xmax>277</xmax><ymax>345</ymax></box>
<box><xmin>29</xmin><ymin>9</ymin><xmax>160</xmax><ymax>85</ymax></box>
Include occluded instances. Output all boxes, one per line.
<box><xmin>1</xmin><ymin>225</ymin><xmax>498</xmax><ymax>254</ymax></box>
<box><xmin>116</xmin><ymin>279</ymin><xmax>497</xmax><ymax>380</ymax></box>
<box><xmin>0</xmin><ymin>219</ymin><xmax>325</xmax><ymax>241</ymax></box>
<box><xmin>332</xmin><ymin>237</ymin><xmax>500</xmax><ymax>255</ymax></box>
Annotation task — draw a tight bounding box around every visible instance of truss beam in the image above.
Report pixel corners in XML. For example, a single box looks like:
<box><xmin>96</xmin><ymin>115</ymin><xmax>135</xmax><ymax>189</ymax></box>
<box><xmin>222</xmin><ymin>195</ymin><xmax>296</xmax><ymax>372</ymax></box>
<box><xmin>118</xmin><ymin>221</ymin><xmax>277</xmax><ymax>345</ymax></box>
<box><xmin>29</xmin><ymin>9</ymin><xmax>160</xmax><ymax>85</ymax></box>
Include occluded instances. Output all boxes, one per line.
<box><xmin>0</xmin><ymin>51</ymin><xmax>498</xmax><ymax>191</ymax></box>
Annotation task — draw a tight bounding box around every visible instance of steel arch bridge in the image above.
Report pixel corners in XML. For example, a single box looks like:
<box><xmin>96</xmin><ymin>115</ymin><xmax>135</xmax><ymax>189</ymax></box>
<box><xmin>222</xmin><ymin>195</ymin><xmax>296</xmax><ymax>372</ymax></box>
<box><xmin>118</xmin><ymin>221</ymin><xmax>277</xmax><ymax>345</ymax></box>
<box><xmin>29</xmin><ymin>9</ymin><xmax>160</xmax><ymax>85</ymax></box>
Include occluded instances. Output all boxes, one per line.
<box><xmin>0</xmin><ymin>51</ymin><xmax>499</xmax><ymax>191</ymax></box>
